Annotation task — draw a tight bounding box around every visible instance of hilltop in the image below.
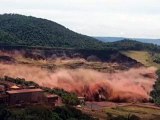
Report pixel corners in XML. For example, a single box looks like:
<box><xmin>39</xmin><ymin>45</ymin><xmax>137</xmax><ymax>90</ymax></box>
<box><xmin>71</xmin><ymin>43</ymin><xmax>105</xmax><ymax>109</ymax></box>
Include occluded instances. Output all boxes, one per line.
<box><xmin>0</xmin><ymin>14</ymin><xmax>105</xmax><ymax>49</ymax></box>
<box><xmin>1</xmin><ymin>14</ymin><xmax>160</xmax><ymax>52</ymax></box>
<box><xmin>95</xmin><ymin>36</ymin><xmax>160</xmax><ymax>45</ymax></box>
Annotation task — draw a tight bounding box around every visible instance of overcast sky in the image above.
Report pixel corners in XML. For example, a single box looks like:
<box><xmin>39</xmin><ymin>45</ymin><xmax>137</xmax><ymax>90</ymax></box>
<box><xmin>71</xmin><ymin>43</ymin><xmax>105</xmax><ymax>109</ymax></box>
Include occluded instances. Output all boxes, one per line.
<box><xmin>0</xmin><ymin>0</ymin><xmax>160</xmax><ymax>38</ymax></box>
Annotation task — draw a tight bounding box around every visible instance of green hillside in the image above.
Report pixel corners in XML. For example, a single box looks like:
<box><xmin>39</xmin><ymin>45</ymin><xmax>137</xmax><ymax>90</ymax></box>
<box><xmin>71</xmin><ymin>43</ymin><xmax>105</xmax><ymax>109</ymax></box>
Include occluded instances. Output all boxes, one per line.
<box><xmin>110</xmin><ymin>39</ymin><xmax>160</xmax><ymax>52</ymax></box>
<box><xmin>121</xmin><ymin>50</ymin><xmax>160</xmax><ymax>68</ymax></box>
<box><xmin>0</xmin><ymin>14</ymin><xmax>106</xmax><ymax>49</ymax></box>
<box><xmin>1</xmin><ymin>14</ymin><xmax>160</xmax><ymax>52</ymax></box>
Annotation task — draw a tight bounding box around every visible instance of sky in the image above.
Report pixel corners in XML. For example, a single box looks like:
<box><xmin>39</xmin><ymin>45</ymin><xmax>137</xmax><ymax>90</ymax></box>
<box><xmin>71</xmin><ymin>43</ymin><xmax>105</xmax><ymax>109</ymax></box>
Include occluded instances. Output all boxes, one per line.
<box><xmin>0</xmin><ymin>0</ymin><xmax>160</xmax><ymax>38</ymax></box>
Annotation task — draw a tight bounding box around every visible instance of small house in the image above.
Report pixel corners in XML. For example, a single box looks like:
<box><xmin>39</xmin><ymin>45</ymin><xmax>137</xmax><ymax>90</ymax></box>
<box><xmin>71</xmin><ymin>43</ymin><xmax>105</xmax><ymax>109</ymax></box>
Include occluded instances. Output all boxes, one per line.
<box><xmin>6</xmin><ymin>89</ymin><xmax>45</xmax><ymax>105</ymax></box>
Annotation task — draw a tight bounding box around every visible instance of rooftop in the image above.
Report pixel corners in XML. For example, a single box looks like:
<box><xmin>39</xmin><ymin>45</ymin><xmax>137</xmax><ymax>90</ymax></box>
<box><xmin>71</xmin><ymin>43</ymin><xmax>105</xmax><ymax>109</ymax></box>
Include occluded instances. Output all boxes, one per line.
<box><xmin>10</xmin><ymin>85</ymin><xmax>20</xmax><ymax>89</ymax></box>
<box><xmin>45</xmin><ymin>93</ymin><xmax>58</xmax><ymax>98</ymax></box>
<box><xmin>6</xmin><ymin>89</ymin><xmax>44</xmax><ymax>94</ymax></box>
<box><xmin>78</xmin><ymin>97</ymin><xmax>85</xmax><ymax>99</ymax></box>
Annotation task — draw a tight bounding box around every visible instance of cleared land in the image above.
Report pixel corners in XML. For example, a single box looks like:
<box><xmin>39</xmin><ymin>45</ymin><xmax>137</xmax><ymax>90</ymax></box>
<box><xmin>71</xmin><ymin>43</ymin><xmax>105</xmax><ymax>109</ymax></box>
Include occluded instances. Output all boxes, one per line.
<box><xmin>105</xmin><ymin>106</ymin><xmax>160</xmax><ymax>120</ymax></box>
<box><xmin>121</xmin><ymin>50</ymin><xmax>160</xmax><ymax>68</ymax></box>
<box><xmin>80</xmin><ymin>103</ymin><xmax>160</xmax><ymax>120</ymax></box>
<box><xmin>0</xmin><ymin>50</ymin><xmax>140</xmax><ymax>72</ymax></box>
<box><xmin>9</xmin><ymin>55</ymin><xmax>125</xmax><ymax>72</ymax></box>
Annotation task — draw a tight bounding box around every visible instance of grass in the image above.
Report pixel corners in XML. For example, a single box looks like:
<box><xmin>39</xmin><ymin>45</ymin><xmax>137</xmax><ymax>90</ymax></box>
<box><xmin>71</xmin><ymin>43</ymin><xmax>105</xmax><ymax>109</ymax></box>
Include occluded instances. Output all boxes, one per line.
<box><xmin>122</xmin><ymin>106</ymin><xmax>160</xmax><ymax>115</ymax></box>
<box><xmin>121</xmin><ymin>50</ymin><xmax>160</xmax><ymax>68</ymax></box>
<box><xmin>105</xmin><ymin>107</ymin><xmax>130</xmax><ymax>116</ymax></box>
<box><xmin>105</xmin><ymin>106</ymin><xmax>160</xmax><ymax>120</ymax></box>
<box><xmin>80</xmin><ymin>105</ymin><xmax>160</xmax><ymax>120</ymax></box>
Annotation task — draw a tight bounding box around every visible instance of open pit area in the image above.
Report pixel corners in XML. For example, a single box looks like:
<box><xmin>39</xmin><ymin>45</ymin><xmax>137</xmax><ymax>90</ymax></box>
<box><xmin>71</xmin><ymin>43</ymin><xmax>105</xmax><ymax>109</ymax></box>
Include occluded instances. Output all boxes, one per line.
<box><xmin>0</xmin><ymin>49</ymin><xmax>142</xmax><ymax>72</ymax></box>
<box><xmin>0</xmin><ymin>48</ymin><xmax>160</xmax><ymax>120</ymax></box>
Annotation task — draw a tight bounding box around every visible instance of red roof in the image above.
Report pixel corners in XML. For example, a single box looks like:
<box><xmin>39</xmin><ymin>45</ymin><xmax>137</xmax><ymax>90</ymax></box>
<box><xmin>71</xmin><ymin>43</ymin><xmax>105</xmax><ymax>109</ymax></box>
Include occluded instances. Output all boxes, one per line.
<box><xmin>6</xmin><ymin>89</ymin><xmax>44</xmax><ymax>94</ymax></box>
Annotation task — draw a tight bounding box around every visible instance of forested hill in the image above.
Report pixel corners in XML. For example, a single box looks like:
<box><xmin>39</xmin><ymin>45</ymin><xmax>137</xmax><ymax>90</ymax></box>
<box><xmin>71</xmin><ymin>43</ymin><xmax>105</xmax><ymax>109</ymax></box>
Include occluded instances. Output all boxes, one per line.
<box><xmin>109</xmin><ymin>39</ymin><xmax>160</xmax><ymax>52</ymax></box>
<box><xmin>95</xmin><ymin>37</ymin><xmax>160</xmax><ymax>45</ymax></box>
<box><xmin>0</xmin><ymin>14</ymin><xmax>106</xmax><ymax>49</ymax></box>
<box><xmin>0</xmin><ymin>14</ymin><xmax>160</xmax><ymax>52</ymax></box>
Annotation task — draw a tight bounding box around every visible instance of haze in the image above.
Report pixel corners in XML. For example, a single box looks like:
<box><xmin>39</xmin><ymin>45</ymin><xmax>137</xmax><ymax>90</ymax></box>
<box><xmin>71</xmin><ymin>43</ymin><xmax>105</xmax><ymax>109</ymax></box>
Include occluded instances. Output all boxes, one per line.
<box><xmin>0</xmin><ymin>0</ymin><xmax>160</xmax><ymax>38</ymax></box>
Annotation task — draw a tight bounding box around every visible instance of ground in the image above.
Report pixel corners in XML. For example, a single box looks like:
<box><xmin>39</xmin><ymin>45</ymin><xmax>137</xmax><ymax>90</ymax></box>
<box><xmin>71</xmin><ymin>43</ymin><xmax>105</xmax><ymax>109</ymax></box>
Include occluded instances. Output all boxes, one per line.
<box><xmin>15</xmin><ymin>57</ymin><xmax>126</xmax><ymax>72</ymax></box>
<box><xmin>0</xmin><ymin>50</ymin><xmax>140</xmax><ymax>72</ymax></box>
<box><xmin>121</xmin><ymin>50</ymin><xmax>160</xmax><ymax>68</ymax></box>
<box><xmin>79</xmin><ymin>102</ymin><xmax>160</xmax><ymax>120</ymax></box>
<box><xmin>1</xmin><ymin>50</ymin><xmax>160</xmax><ymax>120</ymax></box>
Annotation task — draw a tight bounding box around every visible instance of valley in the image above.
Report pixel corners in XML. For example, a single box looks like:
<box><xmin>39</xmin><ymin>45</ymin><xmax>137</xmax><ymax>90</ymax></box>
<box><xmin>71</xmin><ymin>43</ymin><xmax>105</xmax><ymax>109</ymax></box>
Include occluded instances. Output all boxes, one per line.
<box><xmin>0</xmin><ymin>14</ymin><xmax>160</xmax><ymax>120</ymax></box>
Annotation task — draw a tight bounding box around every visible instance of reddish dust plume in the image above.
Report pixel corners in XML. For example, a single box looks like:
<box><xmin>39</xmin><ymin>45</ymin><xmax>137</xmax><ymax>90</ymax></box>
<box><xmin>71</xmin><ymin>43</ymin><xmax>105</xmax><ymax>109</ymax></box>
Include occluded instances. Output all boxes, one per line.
<box><xmin>0</xmin><ymin>63</ymin><xmax>157</xmax><ymax>102</ymax></box>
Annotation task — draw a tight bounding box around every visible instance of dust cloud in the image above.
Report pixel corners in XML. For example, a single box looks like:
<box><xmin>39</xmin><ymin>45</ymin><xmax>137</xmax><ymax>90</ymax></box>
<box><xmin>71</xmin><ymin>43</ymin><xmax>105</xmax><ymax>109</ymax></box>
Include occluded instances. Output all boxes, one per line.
<box><xmin>0</xmin><ymin>63</ymin><xmax>157</xmax><ymax>102</ymax></box>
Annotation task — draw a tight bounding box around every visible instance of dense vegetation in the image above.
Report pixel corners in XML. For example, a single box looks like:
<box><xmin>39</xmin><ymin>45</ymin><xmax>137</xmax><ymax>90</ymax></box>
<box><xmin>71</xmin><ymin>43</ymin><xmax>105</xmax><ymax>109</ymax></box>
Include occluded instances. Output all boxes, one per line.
<box><xmin>0</xmin><ymin>105</ymin><xmax>94</xmax><ymax>120</ymax></box>
<box><xmin>152</xmin><ymin>53</ymin><xmax>160</xmax><ymax>64</ymax></box>
<box><xmin>109</xmin><ymin>39</ymin><xmax>160</xmax><ymax>52</ymax></box>
<box><xmin>151</xmin><ymin>70</ymin><xmax>160</xmax><ymax>105</ymax></box>
<box><xmin>0</xmin><ymin>14</ymin><xmax>106</xmax><ymax>49</ymax></box>
<box><xmin>1</xmin><ymin>14</ymin><xmax>160</xmax><ymax>52</ymax></box>
<box><xmin>0</xmin><ymin>77</ymin><xmax>92</xmax><ymax>120</ymax></box>
<box><xmin>43</xmin><ymin>88</ymin><xmax>79</xmax><ymax>105</ymax></box>
<box><xmin>1</xmin><ymin>76</ymin><xmax>79</xmax><ymax>105</ymax></box>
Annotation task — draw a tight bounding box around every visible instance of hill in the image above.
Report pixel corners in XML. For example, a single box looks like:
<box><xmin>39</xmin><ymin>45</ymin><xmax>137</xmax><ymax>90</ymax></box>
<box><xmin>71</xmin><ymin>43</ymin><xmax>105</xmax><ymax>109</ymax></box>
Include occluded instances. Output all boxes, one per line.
<box><xmin>108</xmin><ymin>39</ymin><xmax>160</xmax><ymax>52</ymax></box>
<box><xmin>95</xmin><ymin>36</ymin><xmax>160</xmax><ymax>45</ymax></box>
<box><xmin>121</xmin><ymin>50</ymin><xmax>160</xmax><ymax>68</ymax></box>
<box><xmin>0</xmin><ymin>14</ymin><xmax>106</xmax><ymax>49</ymax></box>
<box><xmin>95</xmin><ymin>37</ymin><xmax>124</xmax><ymax>42</ymax></box>
<box><xmin>0</xmin><ymin>14</ymin><xmax>160</xmax><ymax>51</ymax></box>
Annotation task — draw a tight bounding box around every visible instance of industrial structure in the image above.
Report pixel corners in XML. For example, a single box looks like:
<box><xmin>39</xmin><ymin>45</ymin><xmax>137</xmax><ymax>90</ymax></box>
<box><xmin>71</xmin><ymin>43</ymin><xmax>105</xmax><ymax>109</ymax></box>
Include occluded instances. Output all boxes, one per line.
<box><xmin>0</xmin><ymin>81</ymin><xmax>60</xmax><ymax>106</ymax></box>
<box><xmin>6</xmin><ymin>89</ymin><xmax>44</xmax><ymax>105</ymax></box>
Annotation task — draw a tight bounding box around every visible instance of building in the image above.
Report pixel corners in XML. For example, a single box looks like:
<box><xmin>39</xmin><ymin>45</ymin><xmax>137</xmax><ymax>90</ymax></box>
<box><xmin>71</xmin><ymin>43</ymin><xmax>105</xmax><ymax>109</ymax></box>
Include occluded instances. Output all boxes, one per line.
<box><xmin>0</xmin><ymin>94</ymin><xmax>8</xmax><ymax>104</ymax></box>
<box><xmin>45</xmin><ymin>93</ymin><xmax>59</xmax><ymax>106</ymax></box>
<box><xmin>0</xmin><ymin>81</ymin><xmax>62</xmax><ymax>106</ymax></box>
<box><xmin>10</xmin><ymin>85</ymin><xmax>21</xmax><ymax>90</ymax></box>
<box><xmin>78</xmin><ymin>97</ymin><xmax>85</xmax><ymax>105</ymax></box>
<box><xmin>6</xmin><ymin>89</ymin><xmax>45</xmax><ymax>105</ymax></box>
<box><xmin>0</xmin><ymin>85</ymin><xmax>5</xmax><ymax>93</ymax></box>
<box><xmin>28</xmin><ymin>85</ymin><xmax>36</xmax><ymax>89</ymax></box>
